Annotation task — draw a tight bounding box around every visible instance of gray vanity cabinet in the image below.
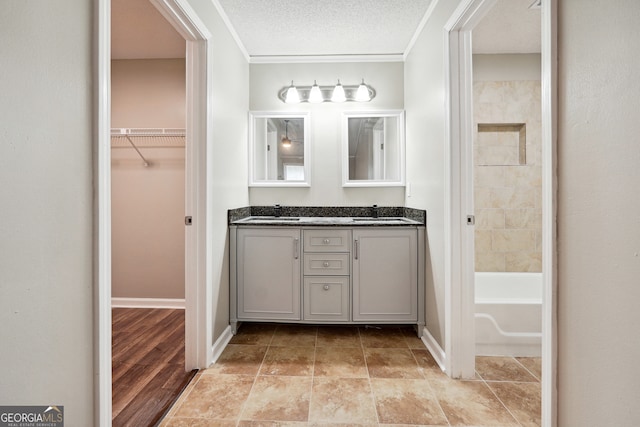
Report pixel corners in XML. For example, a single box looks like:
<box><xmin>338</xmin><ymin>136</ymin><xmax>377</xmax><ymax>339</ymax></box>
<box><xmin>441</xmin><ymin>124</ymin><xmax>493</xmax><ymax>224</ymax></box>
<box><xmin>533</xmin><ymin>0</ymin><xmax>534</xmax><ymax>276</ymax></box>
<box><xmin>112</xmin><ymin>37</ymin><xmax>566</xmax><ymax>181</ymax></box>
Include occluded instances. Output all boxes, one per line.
<box><xmin>235</xmin><ymin>228</ymin><xmax>301</xmax><ymax>320</ymax></box>
<box><xmin>302</xmin><ymin>229</ymin><xmax>351</xmax><ymax>321</ymax></box>
<box><xmin>352</xmin><ymin>228</ymin><xmax>418</xmax><ymax>322</ymax></box>
<box><xmin>230</xmin><ymin>222</ymin><xmax>424</xmax><ymax>335</ymax></box>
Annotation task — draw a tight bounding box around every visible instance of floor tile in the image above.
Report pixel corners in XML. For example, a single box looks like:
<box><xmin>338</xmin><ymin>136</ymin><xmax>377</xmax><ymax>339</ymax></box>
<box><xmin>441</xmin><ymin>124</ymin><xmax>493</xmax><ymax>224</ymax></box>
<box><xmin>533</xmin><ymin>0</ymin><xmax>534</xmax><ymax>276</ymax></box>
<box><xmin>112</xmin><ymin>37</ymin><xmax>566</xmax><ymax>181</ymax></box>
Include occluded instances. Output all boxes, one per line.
<box><xmin>238</xmin><ymin>422</ymin><xmax>308</xmax><ymax>427</ymax></box>
<box><xmin>314</xmin><ymin>347</ymin><xmax>368</xmax><ymax>378</ymax></box>
<box><xmin>365</xmin><ymin>347</ymin><xmax>424</xmax><ymax>379</ymax></box>
<box><xmin>259</xmin><ymin>346</ymin><xmax>315</xmax><ymax>376</ymax></box>
<box><xmin>370</xmin><ymin>378</ymin><xmax>448</xmax><ymax>425</ymax></box>
<box><xmin>271</xmin><ymin>325</ymin><xmax>318</xmax><ymax>347</ymax></box>
<box><xmin>476</xmin><ymin>356</ymin><xmax>538</xmax><ymax>382</ymax></box>
<box><xmin>359</xmin><ymin>326</ymin><xmax>409</xmax><ymax>348</ymax></box>
<box><xmin>399</xmin><ymin>326</ymin><xmax>427</xmax><ymax>349</ymax></box>
<box><xmin>162</xmin><ymin>323</ymin><xmax>542</xmax><ymax>427</ymax></box>
<box><xmin>411</xmin><ymin>349</ymin><xmax>447</xmax><ymax>381</ymax></box>
<box><xmin>241</xmin><ymin>376</ymin><xmax>312</xmax><ymax>422</ymax></box>
<box><xmin>488</xmin><ymin>381</ymin><xmax>542</xmax><ymax>427</ymax></box>
<box><xmin>316</xmin><ymin>325</ymin><xmax>361</xmax><ymax>347</ymax></box>
<box><xmin>309</xmin><ymin>377</ymin><xmax>378</xmax><ymax>424</ymax></box>
<box><xmin>204</xmin><ymin>344</ymin><xmax>267</xmax><ymax>376</ymax></box>
<box><xmin>161</xmin><ymin>418</ymin><xmax>237</xmax><ymax>426</ymax></box>
<box><xmin>230</xmin><ymin>323</ymin><xmax>277</xmax><ymax>345</ymax></box>
<box><xmin>516</xmin><ymin>356</ymin><xmax>542</xmax><ymax>381</ymax></box>
<box><xmin>429</xmin><ymin>377</ymin><xmax>519</xmax><ymax>426</ymax></box>
<box><xmin>173</xmin><ymin>374</ymin><xmax>254</xmax><ymax>421</ymax></box>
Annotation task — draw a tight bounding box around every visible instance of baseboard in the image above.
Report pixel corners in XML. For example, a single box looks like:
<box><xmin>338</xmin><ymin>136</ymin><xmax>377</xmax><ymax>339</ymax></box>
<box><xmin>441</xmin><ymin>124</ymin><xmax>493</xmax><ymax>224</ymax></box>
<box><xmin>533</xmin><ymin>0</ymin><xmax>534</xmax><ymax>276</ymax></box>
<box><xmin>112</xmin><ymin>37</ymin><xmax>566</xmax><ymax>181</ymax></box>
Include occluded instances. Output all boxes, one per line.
<box><xmin>211</xmin><ymin>325</ymin><xmax>233</xmax><ymax>364</ymax></box>
<box><xmin>111</xmin><ymin>297</ymin><xmax>186</xmax><ymax>309</ymax></box>
<box><xmin>421</xmin><ymin>326</ymin><xmax>447</xmax><ymax>373</ymax></box>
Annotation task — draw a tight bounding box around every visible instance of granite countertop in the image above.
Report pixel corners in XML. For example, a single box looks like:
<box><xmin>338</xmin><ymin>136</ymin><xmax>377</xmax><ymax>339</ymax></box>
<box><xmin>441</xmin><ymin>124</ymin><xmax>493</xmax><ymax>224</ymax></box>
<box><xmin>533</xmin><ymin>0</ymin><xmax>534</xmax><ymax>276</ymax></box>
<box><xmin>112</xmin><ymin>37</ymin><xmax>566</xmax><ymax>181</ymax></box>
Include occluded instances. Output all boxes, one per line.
<box><xmin>228</xmin><ymin>206</ymin><xmax>426</xmax><ymax>227</ymax></box>
<box><xmin>231</xmin><ymin>216</ymin><xmax>422</xmax><ymax>226</ymax></box>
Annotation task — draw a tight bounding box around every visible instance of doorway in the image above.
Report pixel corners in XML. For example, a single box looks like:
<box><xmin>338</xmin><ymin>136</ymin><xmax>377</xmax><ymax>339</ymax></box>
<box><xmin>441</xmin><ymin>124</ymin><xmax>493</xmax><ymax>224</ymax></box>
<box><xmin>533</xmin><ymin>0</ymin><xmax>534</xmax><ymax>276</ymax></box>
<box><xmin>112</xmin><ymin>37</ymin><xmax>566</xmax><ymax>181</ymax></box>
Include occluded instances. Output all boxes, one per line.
<box><xmin>110</xmin><ymin>1</ymin><xmax>190</xmax><ymax>423</ymax></box>
<box><xmin>444</xmin><ymin>0</ymin><xmax>556</xmax><ymax>425</ymax></box>
<box><xmin>97</xmin><ymin>0</ymin><xmax>212</xmax><ymax>424</ymax></box>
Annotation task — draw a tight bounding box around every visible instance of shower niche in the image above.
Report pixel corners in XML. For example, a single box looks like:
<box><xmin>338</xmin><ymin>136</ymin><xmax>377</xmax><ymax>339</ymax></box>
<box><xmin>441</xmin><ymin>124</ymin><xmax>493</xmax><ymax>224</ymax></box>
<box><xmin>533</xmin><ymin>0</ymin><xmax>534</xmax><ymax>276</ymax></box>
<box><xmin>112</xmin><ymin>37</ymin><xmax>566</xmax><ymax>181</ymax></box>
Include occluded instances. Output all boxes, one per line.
<box><xmin>476</xmin><ymin>123</ymin><xmax>527</xmax><ymax>166</ymax></box>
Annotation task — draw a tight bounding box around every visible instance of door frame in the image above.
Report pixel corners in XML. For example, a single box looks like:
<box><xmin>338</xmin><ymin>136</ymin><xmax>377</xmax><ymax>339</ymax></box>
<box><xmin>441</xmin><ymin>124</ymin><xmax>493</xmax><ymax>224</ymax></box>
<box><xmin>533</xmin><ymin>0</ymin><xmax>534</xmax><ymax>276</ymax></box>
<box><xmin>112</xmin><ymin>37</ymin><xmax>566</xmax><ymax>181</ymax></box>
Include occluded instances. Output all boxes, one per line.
<box><xmin>95</xmin><ymin>0</ymin><xmax>212</xmax><ymax>425</ymax></box>
<box><xmin>444</xmin><ymin>0</ymin><xmax>557</xmax><ymax>425</ymax></box>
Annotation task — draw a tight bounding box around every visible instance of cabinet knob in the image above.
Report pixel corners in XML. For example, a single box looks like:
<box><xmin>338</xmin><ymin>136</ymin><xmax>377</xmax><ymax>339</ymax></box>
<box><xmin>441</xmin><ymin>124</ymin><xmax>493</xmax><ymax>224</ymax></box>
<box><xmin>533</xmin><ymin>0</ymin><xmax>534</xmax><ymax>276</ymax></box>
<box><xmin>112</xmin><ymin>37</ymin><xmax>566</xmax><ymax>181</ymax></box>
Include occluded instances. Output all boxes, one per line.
<box><xmin>323</xmin><ymin>261</ymin><xmax>330</xmax><ymax>267</ymax></box>
<box><xmin>323</xmin><ymin>238</ymin><xmax>330</xmax><ymax>244</ymax></box>
<box><xmin>323</xmin><ymin>284</ymin><xmax>330</xmax><ymax>291</ymax></box>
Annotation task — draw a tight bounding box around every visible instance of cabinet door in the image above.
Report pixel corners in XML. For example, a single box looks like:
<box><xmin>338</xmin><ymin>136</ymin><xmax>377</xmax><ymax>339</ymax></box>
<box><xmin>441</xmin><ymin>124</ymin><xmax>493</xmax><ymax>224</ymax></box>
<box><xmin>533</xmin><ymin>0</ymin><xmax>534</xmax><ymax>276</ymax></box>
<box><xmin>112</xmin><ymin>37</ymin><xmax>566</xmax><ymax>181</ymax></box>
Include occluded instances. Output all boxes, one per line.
<box><xmin>303</xmin><ymin>276</ymin><xmax>349</xmax><ymax>321</ymax></box>
<box><xmin>352</xmin><ymin>228</ymin><xmax>417</xmax><ymax>322</ymax></box>
<box><xmin>237</xmin><ymin>228</ymin><xmax>301</xmax><ymax>320</ymax></box>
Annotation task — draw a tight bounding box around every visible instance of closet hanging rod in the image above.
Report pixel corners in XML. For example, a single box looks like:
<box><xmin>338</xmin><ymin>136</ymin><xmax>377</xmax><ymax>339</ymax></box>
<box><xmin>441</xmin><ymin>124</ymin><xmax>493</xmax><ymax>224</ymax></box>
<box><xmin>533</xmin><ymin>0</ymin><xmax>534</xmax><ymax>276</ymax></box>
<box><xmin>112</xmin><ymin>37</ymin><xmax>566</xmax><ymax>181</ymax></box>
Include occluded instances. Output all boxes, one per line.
<box><xmin>124</xmin><ymin>135</ymin><xmax>150</xmax><ymax>167</ymax></box>
<box><xmin>110</xmin><ymin>127</ymin><xmax>186</xmax><ymax>137</ymax></box>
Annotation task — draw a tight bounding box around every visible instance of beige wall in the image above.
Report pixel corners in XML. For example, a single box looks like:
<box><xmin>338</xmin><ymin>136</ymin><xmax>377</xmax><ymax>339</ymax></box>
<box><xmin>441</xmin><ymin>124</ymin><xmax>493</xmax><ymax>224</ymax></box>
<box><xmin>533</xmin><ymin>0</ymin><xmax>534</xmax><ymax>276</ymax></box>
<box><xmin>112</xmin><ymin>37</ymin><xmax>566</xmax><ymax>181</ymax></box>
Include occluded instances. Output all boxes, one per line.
<box><xmin>111</xmin><ymin>59</ymin><xmax>186</xmax><ymax>128</ymax></box>
<box><xmin>111</xmin><ymin>59</ymin><xmax>186</xmax><ymax>299</ymax></box>
<box><xmin>0</xmin><ymin>1</ymin><xmax>94</xmax><ymax>425</ymax></box>
<box><xmin>249</xmin><ymin>62</ymin><xmax>405</xmax><ymax>207</ymax></box>
<box><xmin>557</xmin><ymin>0</ymin><xmax>640</xmax><ymax>424</ymax></box>
<box><xmin>472</xmin><ymin>55</ymin><xmax>542</xmax><ymax>272</ymax></box>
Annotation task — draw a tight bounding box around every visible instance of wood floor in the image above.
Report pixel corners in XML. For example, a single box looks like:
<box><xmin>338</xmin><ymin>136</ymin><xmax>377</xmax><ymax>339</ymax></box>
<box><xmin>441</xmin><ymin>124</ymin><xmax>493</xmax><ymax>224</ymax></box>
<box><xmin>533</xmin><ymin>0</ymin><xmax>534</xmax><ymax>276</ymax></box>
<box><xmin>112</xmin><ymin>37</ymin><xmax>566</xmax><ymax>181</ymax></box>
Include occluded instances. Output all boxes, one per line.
<box><xmin>112</xmin><ymin>308</ymin><xmax>197</xmax><ymax>427</ymax></box>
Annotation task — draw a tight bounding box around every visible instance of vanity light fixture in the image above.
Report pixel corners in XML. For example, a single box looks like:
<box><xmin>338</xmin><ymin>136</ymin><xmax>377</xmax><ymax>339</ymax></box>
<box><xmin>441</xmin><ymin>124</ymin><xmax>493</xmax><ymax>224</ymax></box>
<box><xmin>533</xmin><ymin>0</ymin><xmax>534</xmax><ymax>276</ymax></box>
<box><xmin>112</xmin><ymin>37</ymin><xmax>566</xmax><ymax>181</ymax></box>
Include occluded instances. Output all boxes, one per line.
<box><xmin>284</xmin><ymin>81</ymin><xmax>300</xmax><ymax>104</ymax></box>
<box><xmin>308</xmin><ymin>80</ymin><xmax>323</xmax><ymax>103</ymax></box>
<box><xmin>278</xmin><ymin>79</ymin><xmax>375</xmax><ymax>103</ymax></box>
<box><xmin>331</xmin><ymin>79</ymin><xmax>347</xmax><ymax>103</ymax></box>
<box><xmin>355</xmin><ymin>79</ymin><xmax>371</xmax><ymax>102</ymax></box>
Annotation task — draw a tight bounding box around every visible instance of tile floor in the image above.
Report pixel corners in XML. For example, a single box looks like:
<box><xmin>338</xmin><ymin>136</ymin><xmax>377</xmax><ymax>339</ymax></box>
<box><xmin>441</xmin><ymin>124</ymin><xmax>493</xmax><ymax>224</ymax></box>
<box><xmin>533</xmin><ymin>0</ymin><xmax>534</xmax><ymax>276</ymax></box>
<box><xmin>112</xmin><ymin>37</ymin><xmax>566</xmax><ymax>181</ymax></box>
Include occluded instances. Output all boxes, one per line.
<box><xmin>160</xmin><ymin>323</ymin><xmax>541</xmax><ymax>426</ymax></box>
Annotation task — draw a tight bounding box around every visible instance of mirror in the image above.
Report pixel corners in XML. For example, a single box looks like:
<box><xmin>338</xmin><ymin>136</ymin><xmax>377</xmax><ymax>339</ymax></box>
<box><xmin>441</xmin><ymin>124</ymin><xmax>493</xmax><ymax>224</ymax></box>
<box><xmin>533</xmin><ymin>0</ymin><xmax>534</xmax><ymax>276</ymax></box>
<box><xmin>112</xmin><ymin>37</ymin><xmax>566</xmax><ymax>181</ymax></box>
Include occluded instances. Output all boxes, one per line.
<box><xmin>249</xmin><ymin>112</ymin><xmax>310</xmax><ymax>186</ymax></box>
<box><xmin>342</xmin><ymin>111</ymin><xmax>405</xmax><ymax>187</ymax></box>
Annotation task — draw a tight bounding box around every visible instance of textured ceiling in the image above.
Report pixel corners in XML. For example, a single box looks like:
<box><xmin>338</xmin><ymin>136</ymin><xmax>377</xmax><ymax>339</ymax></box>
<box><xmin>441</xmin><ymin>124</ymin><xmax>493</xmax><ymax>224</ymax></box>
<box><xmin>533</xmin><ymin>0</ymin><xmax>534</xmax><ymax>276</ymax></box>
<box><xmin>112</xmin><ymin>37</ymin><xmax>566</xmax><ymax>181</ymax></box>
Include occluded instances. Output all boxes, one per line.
<box><xmin>111</xmin><ymin>0</ymin><xmax>540</xmax><ymax>60</ymax></box>
<box><xmin>216</xmin><ymin>0</ymin><xmax>432</xmax><ymax>57</ymax></box>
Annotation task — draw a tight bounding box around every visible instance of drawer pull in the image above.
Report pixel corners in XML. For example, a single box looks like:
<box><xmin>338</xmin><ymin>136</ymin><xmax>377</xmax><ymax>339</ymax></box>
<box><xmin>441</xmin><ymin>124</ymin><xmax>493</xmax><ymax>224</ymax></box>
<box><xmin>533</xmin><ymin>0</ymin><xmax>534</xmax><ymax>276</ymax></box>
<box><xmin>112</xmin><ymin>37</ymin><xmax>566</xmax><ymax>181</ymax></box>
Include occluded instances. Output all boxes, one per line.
<box><xmin>323</xmin><ymin>284</ymin><xmax>330</xmax><ymax>291</ymax></box>
<box><xmin>323</xmin><ymin>238</ymin><xmax>330</xmax><ymax>244</ymax></box>
<box><xmin>323</xmin><ymin>261</ymin><xmax>330</xmax><ymax>267</ymax></box>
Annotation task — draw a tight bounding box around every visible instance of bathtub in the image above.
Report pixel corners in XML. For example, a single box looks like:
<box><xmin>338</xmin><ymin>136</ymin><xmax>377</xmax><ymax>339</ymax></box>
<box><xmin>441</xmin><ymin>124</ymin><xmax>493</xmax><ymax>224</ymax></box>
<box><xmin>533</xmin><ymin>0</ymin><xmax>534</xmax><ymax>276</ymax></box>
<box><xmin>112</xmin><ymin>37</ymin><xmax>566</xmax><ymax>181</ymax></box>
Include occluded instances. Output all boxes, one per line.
<box><xmin>475</xmin><ymin>272</ymin><xmax>542</xmax><ymax>357</ymax></box>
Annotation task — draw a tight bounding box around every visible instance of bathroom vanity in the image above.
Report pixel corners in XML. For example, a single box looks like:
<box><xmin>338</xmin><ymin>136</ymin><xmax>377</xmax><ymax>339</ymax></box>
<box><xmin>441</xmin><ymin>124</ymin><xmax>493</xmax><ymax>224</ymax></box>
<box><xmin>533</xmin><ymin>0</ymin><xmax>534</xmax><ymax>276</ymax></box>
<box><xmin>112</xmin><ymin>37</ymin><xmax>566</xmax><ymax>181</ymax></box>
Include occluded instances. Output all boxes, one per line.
<box><xmin>228</xmin><ymin>206</ymin><xmax>426</xmax><ymax>336</ymax></box>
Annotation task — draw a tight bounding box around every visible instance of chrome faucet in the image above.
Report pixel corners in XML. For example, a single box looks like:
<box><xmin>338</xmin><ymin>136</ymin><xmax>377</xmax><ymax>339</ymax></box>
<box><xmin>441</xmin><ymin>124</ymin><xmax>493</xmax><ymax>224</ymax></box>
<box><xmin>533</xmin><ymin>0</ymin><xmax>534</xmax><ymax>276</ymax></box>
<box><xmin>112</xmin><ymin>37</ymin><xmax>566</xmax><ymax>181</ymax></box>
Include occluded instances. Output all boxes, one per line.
<box><xmin>371</xmin><ymin>204</ymin><xmax>379</xmax><ymax>218</ymax></box>
<box><xmin>274</xmin><ymin>204</ymin><xmax>282</xmax><ymax>217</ymax></box>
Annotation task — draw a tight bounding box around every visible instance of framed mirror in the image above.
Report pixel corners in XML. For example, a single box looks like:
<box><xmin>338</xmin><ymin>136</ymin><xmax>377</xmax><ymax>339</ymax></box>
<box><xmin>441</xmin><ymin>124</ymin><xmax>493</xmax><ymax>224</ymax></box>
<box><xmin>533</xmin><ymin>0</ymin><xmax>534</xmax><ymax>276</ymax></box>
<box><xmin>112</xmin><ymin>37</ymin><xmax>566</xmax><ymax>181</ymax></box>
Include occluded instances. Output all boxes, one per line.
<box><xmin>249</xmin><ymin>112</ymin><xmax>310</xmax><ymax>187</ymax></box>
<box><xmin>342</xmin><ymin>110</ymin><xmax>405</xmax><ymax>187</ymax></box>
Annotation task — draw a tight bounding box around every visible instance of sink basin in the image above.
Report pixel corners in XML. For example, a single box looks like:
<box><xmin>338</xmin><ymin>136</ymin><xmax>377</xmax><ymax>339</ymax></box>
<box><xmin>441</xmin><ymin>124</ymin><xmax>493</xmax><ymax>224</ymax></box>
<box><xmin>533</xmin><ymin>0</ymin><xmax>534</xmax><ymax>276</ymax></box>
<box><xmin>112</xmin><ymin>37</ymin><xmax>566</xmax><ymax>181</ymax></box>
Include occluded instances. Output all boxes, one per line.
<box><xmin>248</xmin><ymin>216</ymin><xmax>300</xmax><ymax>222</ymax></box>
<box><xmin>352</xmin><ymin>217</ymin><xmax>411</xmax><ymax>222</ymax></box>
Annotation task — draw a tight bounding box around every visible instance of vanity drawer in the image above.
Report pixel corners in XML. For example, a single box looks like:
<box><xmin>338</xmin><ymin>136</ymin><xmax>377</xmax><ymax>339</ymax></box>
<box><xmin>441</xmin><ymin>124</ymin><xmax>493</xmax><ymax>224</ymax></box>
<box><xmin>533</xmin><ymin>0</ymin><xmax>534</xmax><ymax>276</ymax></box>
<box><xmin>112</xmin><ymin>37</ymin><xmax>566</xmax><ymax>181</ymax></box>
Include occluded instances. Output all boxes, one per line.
<box><xmin>303</xmin><ymin>229</ymin><xmax>351</xmax><ymax>253</ymax></box>
<box><xmin>303</xmin><ymin>276</ymin><xmax>349</xmax><ymax>321</ymax></box>
<box><xmin>304</xmin><ymin>253</ymin><xmax>350</xmax><ymax>276</ymax></box>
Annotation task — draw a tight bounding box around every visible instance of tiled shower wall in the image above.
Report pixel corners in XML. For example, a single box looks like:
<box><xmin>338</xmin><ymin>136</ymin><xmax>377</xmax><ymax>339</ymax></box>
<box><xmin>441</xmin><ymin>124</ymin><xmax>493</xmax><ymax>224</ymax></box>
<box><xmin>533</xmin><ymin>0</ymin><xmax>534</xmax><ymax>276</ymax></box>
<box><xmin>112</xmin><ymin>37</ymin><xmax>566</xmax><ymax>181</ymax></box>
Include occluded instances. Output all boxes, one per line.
<box><xmin>474</xmin><ymin>80</ymin><xmax>542</xmax><ymax>272</ymax></box>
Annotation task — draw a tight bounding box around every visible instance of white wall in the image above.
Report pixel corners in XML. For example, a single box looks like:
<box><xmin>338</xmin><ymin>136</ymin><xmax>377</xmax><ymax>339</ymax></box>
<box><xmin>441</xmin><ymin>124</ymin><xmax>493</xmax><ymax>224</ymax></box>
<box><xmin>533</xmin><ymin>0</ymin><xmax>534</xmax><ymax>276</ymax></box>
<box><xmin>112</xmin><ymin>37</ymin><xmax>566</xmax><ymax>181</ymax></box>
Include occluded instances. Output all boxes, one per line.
<box><xmin>0</xmin><ymin>2</ymin><xmax>94</xmax><ymax>425</ymax></box>
<box><xmin>111</xmin><ymin>59</ymin><xmax>186</xmax><ymax>300</ymax></box>
<box><xmin>185</xmin><ymin>0</ymin><xmax>251</xmax><ymax>343</ymax></box>
<box><xmin>404</xmin><ymin>0</ymin><xmax>462</xmax><ymax>348</ymax></box>
<box><xmin>249</xmin><ymin>62</ymin><xmax>405</xmax><ymax>206</ymax></box>
<box><xmin>557</xmin><ymin>0</ymin><xmax>640</xmax><ymax>424</ymax></box>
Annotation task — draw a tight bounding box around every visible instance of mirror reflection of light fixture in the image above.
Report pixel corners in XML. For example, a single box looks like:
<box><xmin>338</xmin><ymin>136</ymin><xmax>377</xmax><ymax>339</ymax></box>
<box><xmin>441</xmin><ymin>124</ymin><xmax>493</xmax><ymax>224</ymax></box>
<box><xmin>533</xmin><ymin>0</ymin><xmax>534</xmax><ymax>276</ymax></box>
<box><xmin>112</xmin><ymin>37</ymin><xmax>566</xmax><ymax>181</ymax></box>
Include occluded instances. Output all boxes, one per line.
<box><xmin>308</xmin><ymin>80</ymin><xmax>323</xmax><ymax>103</ymax></box>
<box><xmin>331</xmin><ymin>79</ymin><xmax>346</xmax><ymax>103</ymax></box>
<box><xmin>278</xmin><ymin>79</ymin><xmax>375</xmax><ymax>103</ymax></box>
<box><xmin>284</xmin><ymin>81</ymin><xmax>300</xmax><ymax>104</ymax></box>
<box><xmin>281</xmin><ymin>120</ymin><xmax>292</xmax><ymax>148</ymax></box>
